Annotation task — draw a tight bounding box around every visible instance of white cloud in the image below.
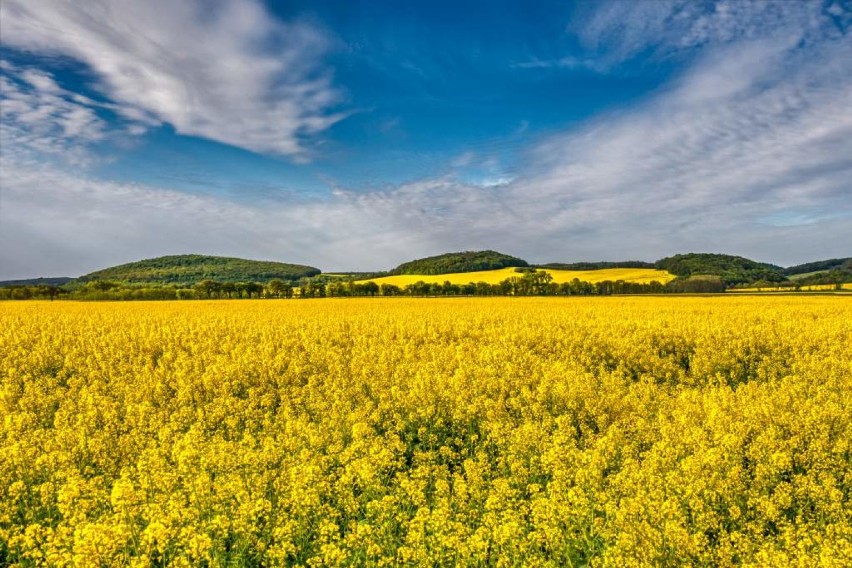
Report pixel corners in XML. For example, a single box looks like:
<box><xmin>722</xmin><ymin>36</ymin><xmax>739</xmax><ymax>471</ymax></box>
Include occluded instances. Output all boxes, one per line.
<box><xmin>502</xmin><ymin>34</ymin><xmax>852</xmax><ymax>262</ymax></box>
<box><xmin>1</xmin><ymin>0</ymin><xmax>850</xmax><ymax>278</ymax></box>
<box><xmin>511</xmin><ymin>56</ymin><xmax>598</xmax><ymax>71</ymax></box>
<box><xmin>0</xmin><ymin>0</ymin><xmax>345</xmax><ymax>157</ymax></box>
<box><xmin>0</xmin><ymin>65</ymin><xmax>111</xmax><ymax>166</ymax></box>
<box><xmin>0</xmin><ymin>160</ymin><xmax>443</xmax><ymax>276</ymax></box>
<box><xmin>451</xmin><ymin>152</ymin><xmax>475</xmax><ymax>168</ymax></box>
<box><xmin>569</xmin><ymin>1</ymin><xmax>847</xmax><ymax>68</ymax></box>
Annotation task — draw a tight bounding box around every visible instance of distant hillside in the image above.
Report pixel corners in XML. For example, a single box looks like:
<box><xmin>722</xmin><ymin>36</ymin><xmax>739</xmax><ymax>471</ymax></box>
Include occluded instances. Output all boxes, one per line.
<box><xmin>0</xmin><ymin>277</ymin><xmax>73</xmax><ymax>288</ymax></box>
<box><xmin>783</xmin><ymin>258</ymin><xmax>851</xmax><ymax>276</ymax></box>
<box><xmin>655</xmin><ymin>253</ymin><xmax>784</xmax><ymax>285</ymax></box>
<box><xmin>9</xmin><ymin>252</ymin><xmax>850</xmax><ymax>292</ymax></box>
<box><xmin>80</xmin><ymin>255</ymin><xmax>320</xmax><ymax>285</ymax></box>
<box><xmin>390</xmin><ymin>250</ymin><xmax>528</xmax><ymax>275</ymax></box>
<box><xmin>323</xmin><ymin>271</ymin><xmax>390</xmax><ymax>280</ymax></box>
<box><xmin>538</xmin><ymin>261</ymin><xmax>654</xmax><ymax>270</ymax></box>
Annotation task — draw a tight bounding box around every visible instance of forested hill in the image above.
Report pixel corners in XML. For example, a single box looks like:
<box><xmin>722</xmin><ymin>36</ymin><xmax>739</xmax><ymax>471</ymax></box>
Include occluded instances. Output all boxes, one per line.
<box><xmin>654</xmin><ymin>253</ymin><xmax>785</xmax><ymax>285</ymax></box>
<box><xmin>6</xmin><ymin>252</ymin><xmax>850</xmax><ymax>291</ymax></box>
<box><xmin>79</xmin><ymin>255</ymin><xmax>320</xmax><ymax>285</ymax></box>
<box><xmin>0</xmin><ymin>277</ymin><xmax>74</xmax><ymax>288</ymax></box>
<box><xmin>783</xmin><ymin>258</ymin><xmax>851</xmax><ymax>276</ymax></box>
<box><xmin>390</xmin><ymin>250</ymin><xmax>528</xmax><ymax>275</ymax></box>
<box><xmin>538</xmin><ymin>261</ymin><xmax>654</xmax><ymax>270</ymax></box>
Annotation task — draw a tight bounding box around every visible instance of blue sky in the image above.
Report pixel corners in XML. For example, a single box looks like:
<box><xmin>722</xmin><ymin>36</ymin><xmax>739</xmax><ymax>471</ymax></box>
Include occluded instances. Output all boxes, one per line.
<box><xmin>1</xmin><ymin>0</ymin><xmax>850</xmax><ymax>277</ymax></box>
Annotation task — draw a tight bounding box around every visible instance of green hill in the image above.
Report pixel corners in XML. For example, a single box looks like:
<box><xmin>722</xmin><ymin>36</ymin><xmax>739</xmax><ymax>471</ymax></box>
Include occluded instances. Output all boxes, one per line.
<box><xmin>783</xmin><ymin>258</ymin><xmax>851</xmax><ymax>276</ymax></box>
<box><xmin>79</xmin><ymin>254</ymin><xmax>320</xmax><ymax>285</ymax></box>
<box><xmin>0</xmin><ymin>277</ymin><xmax>73</xmax><ymax>288</ymax></box>
<box><xmin>390</xmin><ymin>250</ymin><xmax>528</xmax><ymax>275</ymax></box>
<box><xmin>655</xmin><ymin>253</ymin><xmax>784</xmax><ymax>286</ymax></box>
<box><xmin>782</xmin><ymin>258</ymin><xmax>852</xmax><ymax>286</ymax></box>
<box><xmin>538</xmin><ymin>261</ymin><xmax>654</xmax><ymax>270</ymax></box>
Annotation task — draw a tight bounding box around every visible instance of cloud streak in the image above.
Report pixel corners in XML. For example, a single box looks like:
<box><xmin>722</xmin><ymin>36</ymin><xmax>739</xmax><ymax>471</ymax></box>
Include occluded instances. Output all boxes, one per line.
<box><xmin>0</xmin><ymin>64</ymin><xmax>112</xmax><ymax>166</ymax></box>
<box><xmin>0</xmin><ymin>0</ymin><xmax>345</xmax><ymax>157</ymax></box>
<box><xmin>1</xmin><ymin>1</ymin><xmax>850</xmax><ymax>278</ymax></box>
<box><xmin>569</xmin><ymin>0</ymin><xmax>849</xmax><ymax>67</ymax></box>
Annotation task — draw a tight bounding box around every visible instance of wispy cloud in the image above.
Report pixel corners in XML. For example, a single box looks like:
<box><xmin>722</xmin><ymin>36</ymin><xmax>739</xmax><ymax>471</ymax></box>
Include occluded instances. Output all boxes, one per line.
<box><xmin>569</xmin><ymin>0</ymin><xmax>849</xmax><ymax>68</ymax></box>
<box><xmin>0</xmin><ymin>64</ymin><xmax>109</xmax><ymax>166</ymax></box>
<box><xmin>1</xmin><ymin>1</ymin><xmax>850</xmax><ymax>278</ymax></box>
<box><xmin>505</xmin><ymin>34</ymin><xmax>852</xmax><ymax>261</ymax></box>
<box><xmin>0</xmin><ymin>0</ymin><xmax>346</xmax><ymax>157</ymax></box>
<box><xmin>511</xmin><ymin>56</ymin><xmax>597</xmax><ymax>70</ymax></box>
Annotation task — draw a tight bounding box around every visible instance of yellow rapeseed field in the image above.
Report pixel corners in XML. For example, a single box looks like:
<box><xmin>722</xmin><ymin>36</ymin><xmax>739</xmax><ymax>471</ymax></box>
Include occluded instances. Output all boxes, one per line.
<box><xmin>359</xmin><ymin>267</ymin><xmax>676</xmax><ymax>287</ymax></box>
<box><xmin>1</xmin><ymin>297</ymin><xmax>850</xmax><ymax>566</ymax></box>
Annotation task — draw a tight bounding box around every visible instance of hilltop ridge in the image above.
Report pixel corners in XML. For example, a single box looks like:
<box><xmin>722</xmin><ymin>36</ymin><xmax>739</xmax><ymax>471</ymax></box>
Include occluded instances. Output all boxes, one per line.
<box><xmin>2</xmin><ymin>251</ymin><xmax>850</xmax><ymax>290</ymax></box>
<box><xmin>389</xmin><ymin>250</ymin><xmax>528</xmax><ymax>275</ymax></box>
<box><xmin>78</xmin><ymin>254</ymin><xmax>320</xmax><ymax>285</ymax></box>
<box><xmin>653</xmin><ymin>253</ymin><xmax>785</xmax><ymax>285</ymax></box>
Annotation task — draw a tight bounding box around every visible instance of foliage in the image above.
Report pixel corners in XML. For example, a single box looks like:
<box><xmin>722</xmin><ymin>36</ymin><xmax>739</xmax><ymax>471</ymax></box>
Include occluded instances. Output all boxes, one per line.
<box><xmin>78</xmin><ymin>254</ymin><xmax>320</xmax><ymax>285</ymax></box>
<box><xmin>655</xmin><ymin>253</ymin><xmax>785</xmax><ymax>286</ymax></box>
<box><xmin>323</xmin><ymin>275</ymin><xmax>665</xmax><ymax>297</ymax></box>
<box><xmin>728</xmin><ymin>283</ymin><xmax>852</xmax><ymax>292</ymax></box>
<box><xmin>0</xmin><ymin>285</ymin><xmax>67</xmax><ymax>301</ymax></box>
<box><xmin>1</xmin><ymin>298</ymin><xmax>850</xmax><ymax>565</ymax></box>
<box><xmin>665</xmin><ymin>275</ymin><xmax>727</xmax><ymax>293</ymax></box>
<box><xmin>538</xmin><ymin>261</ymin><xmax>654</xmax><ymax>270</ymax></box>
<box><xmin>390</xmin><ymin>250</ymin><xmax>528</xmax><ymax>275</ymax></box>
<box><xmin>0</xmin><ymin>277</ymin><xmax>73</xmax><ymax>288</ymax></box>
<box><xmin>323</xmin><ymin>272</ymin><xmax>390</xmax><ymax>280</ymax></box>
<box><xmin>5</xmin><ymin>254</ymin><xmax>851</xmax><ymax>300</ymax></box>
<box><xmin>791</xmin><ymin>270</ymin><xmax>852</xmax><ymax>287</ymax></box>
<box><xmin>5</xmin><ymin>269</ymin><xmax>850</xmax><ymax>301</ymax></box>
<box><xmin>781</xmin><ymin>258</ymin><xmax>852</xmax><ymax>288</ymax></box>
<box><xmin>783</xmin><ymin>257</ymin><xmax>852</xmax><ymax>276</ymax></box>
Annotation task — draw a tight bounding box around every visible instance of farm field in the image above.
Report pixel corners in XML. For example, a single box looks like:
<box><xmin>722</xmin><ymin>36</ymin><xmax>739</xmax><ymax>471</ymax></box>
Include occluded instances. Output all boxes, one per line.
<box><xmin>1</xmin><ymin>297</ymin><xmax>851</xmax><ymax>566</ymax></box>
<box><xmin>359</xmin><ymin>267</ymin><xmax>676</xmax><ymax>287</ymax></box>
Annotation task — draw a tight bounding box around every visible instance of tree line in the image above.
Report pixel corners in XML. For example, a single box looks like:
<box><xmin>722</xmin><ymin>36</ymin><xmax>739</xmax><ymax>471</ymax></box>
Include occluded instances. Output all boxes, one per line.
<box><xmin>8</xmin><ymin>267</ymin><xmax>848</xmax><ymax>302</ymax></box>
<box><xmin>0</xmin><ymin>270</ymin><xmax>707</xmax><ymax>301</ymax></box>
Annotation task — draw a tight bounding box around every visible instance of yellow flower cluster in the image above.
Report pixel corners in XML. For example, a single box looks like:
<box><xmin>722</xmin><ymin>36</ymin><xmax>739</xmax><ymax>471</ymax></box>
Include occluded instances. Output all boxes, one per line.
<box><xmin>358</xmin><ymin>266</ymin><xmax>675</xmax><ymax>287</ymax></box>
<box><xmin>1</xmin><ymin>297</ymin><xmax>850</xmax><ymax>566</ymax></box>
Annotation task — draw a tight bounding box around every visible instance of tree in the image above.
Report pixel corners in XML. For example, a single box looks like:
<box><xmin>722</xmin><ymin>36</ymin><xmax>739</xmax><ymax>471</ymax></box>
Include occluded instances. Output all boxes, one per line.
<box><xmin>474</xmin><ymin>282</ymin><xmax>491</xmax><ymax>296</ymax></box>
<box><xmin>441</xmin><ymin>281</ymin><xmax>460</xmax><ymax>295</ymax></box>
<box><xmin>195</xmin><ymin>279</ymin><xmax>219</xmax><ymax>298</ymax></box>
<box><xmin>176</xmin><ymin>289</ymin><xmax>195</xmax><ymax>300</ymax></box>
<box><xmin>246</xmin><ymin>282</ymin><xmax>264</xmax><ymax>298</ymax></box>
<box><xmin>498</xmin><ymin>278</ymin><xmax>514</xmax><ymax>296</ymax></box>
<box><xmin>266</xmin><ymin>279</ymin><xmax>285</xmax><ymax>298</ymax></box>
<box><xmin>406</xmin><ymin>281</ymin><xmax>429</xmax><ymax>296</ymax></box>
<box><xmin>362</xmin><ymin>282</ymin><xmax>379</xmax><ymax>297</ymax></box>
<box><xmin>666</xmin><ymin>276</ymin><xmax>726</xmax><ymax>293</ymax></box>
<box><xmin>35</xmin><ymin>285</ymin><xmax>63</xmax><ymax>301</ymax></box>
<box><xmin>595</xmin><ymin>281</ymin><xmax>613</xmax><ymax>295</ymax></box>
<box><xmin>87</xmin><ymin>280</ymin><xmax>119</xmax><ymax>292</ymax></box>
<box><xmin>523</xmin><ymin>270</ymin><xmax>553</xmax><ymax>295</ymax></box>
<box><xmin>300</xmin><ymin>280</ymin><xmax>325</xmax><ymax>298</ymax></box>
<box><xmin>380</xmin><ymin>283</ymin><xmax>401</xmax><ymax>296</ymax></box>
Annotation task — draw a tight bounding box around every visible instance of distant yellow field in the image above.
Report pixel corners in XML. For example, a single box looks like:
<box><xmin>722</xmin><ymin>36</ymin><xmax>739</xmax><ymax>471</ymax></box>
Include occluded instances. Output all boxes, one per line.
<box><xmin>545</xmin><ymin>267</ymin><xmax>676</xmax><ymax>284</ymax></box>
<box><xmin>359</xmin><ymin>266</ymin><xmax>676</xmax><ymax>286</ymax></box>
